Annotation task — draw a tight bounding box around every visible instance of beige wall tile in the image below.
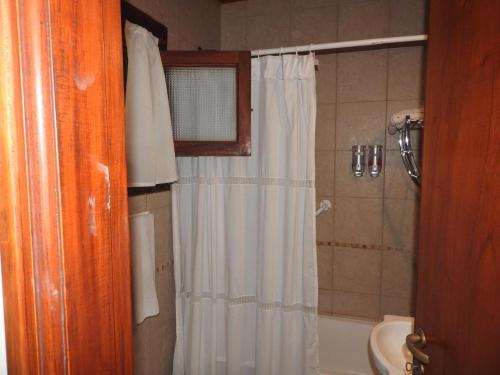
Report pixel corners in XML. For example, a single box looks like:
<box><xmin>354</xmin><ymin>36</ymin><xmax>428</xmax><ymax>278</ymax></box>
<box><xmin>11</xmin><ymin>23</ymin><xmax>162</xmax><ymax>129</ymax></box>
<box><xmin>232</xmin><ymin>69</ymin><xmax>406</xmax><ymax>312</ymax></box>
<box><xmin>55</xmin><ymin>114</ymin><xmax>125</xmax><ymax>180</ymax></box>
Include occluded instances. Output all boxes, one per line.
<box><xmin>168</xmin><ymin>34</ymin><xmax>178</xmax><ymax>50</ymax></box>
<box><xmin>292</xmin><ymin>0</ymin><xmax>336</xmax><ymax>9</ymax></box>
<box><xmin>177</xmin><ymin>36</ymin><xmax>198</xmax><ymax>51</ymax></box>
<box><xmin>385</xmin><ymin>99</ymin><xmax>424</xmax><ymax>150</ymax></box>
<box><xmin>334</xmin><ymin>197</ymin><xmax>383</xmax><ymax>245</ymax></box>
<box><xmin>133</xmin><ymin>319</ymin><xmax>151</xmax><ymax>375</ymax></box>
<box><xmin>158</xmin><ymin>264</ymin><xmax>176</xmax><ymax>313</ymax></box>
<box><xmin>318</xmin><ymin>246</ymin><xmax>334</xmax><ymax>289</ymax></box>
<box><xmin>316</xmin><ymin>196</ymin><xmax>334</xmax><ymax>241</ymax></box>
<box><xmin>389</xmin><ymin>0</ymin><xmax>427</xmax><ymax>36</ymax></box>
<box><xmin>333</xmin><ymin>247</ymin><xmax>381</xmax><ymax>294</ymax></box>
<box><xmin>336</xmin><ymin>101</ymin><xmax>386</xmax><ymax>150</ymax></box>
<box><xmin>147</xmin><ymin>191</ymin><xmax>171</xmax><ymax>209</ymax></box>
<box><xmin>163</xmin><ymin>264</ymin><xmax>177</xmax><ymax>319</ymax></box>
<box><xmin>316</xmin><ymin>54</ymin><xmax>337</xmax><ymax>104</ymax></box>
<box><xmin>384</xmin><ymin>151</ymin><xmax>419</xmax><ymax>200</ymax></box>
<box><xmin>332</xmin><ymin>290</ymin><xmax>379</xmax><ymax>319</ymax></box>
<box><xmin>337</xmin><ymin>50</ymin><xmax>388</xmax><ymax>103</ymax></box>
<box><xmin>388</xmin><ymin>46</ymin><xmax>426</xmax><ymax>100</ymax></box>
<box><xmin>247</xmin><ymin>0</ymin><xmax>291</xmax><ymax>16</ymax></box>
<box><xmin>177</xmin><ymin>0</ymin><xmax>202</xmax><ymax>43</ymax></box>
<box><xmin>381</xmin><ymin>250</ymin><xmax>416</xmax><ymax>298</ymax></box>
<box><xmin>164</xmin><ymin>329</ymin><xmax>176</xmax><ymax>371</ymax></box>
<box><xmin>201</xmin><ymin>0</ymin><xmax>221</xmax><ymax>50</ymax></box>
<box><xmin>128</xmin><ymin>0</ymin><xmax>177</xmax><ymax>36</ymax></box>
<box><xmin>163</xmin><ymin>0</ymin><xmax>179</xmax><ymax>37</ymax></box>
<box><xmin>291</xmin><ymin>5</ymin><xmax>338</xmax><ymax>44</ymax></box>
<box><xmin>335</xmin><ymin>151</ymin><xmax>383</xmax><ymax>198</ymax></box>
<box><xmin>152</xmin><ymin>208</ymin><xmax>173</xmax><ymax>267</ymax></box>
<box><xmin>148</xmin><ymin>292</ymin><xmax>174</xmax><ymax>373</ymax></box>
<box><xmin>383</xmin><ymin>198</ymin><xmax>419</xmax><ymax>250</ymax></box>
<box><xmin>128</xmin><ymin>195</ymin><xmax>148</xmax><ymax>214</ymax></box>
<box><xmin>130</xmin><ymin>0</ymin><xmax>221</xmax><ymax>51</ymax></box>
<box><xmin>221</xmin><ymin>1</ymin><xmax>247</xmax><ymax>19</ymax></box>
<box><xmin>246</xmin><ymin>12</ymin><xmax>291</xmax><ymax>50</ymax></box>
<box><xmin>221</xmin><ymin>15</ymin><xmax>247</xmax><ymax>50</ymax></box>
<box><xmin>316</xmin><ymin>151</ymin><xmax>335</xmax><ymax>196</ymax></box>
<box><xmin>319</xmin><ymin>289</ymin><xmax>334</xmax><ymax>314</ymax></box>
<box><xmin>316</xmin><ymin>103</ymin><xmax>336</xmax><ymax>151</ymax></box>
<box><xmin>156</xmin><ymin>275</ymin><xmax>176</xmax><ymax>342</ymax></box>
<box><xmin>338</xmin><ymin>0</ymin><xmax>389</xmax><ymax>41</ymax></box>
<box><xmin>380</xmin><ymin>295</ymin><xmax>414</xmax><ymax>317</ymax></box>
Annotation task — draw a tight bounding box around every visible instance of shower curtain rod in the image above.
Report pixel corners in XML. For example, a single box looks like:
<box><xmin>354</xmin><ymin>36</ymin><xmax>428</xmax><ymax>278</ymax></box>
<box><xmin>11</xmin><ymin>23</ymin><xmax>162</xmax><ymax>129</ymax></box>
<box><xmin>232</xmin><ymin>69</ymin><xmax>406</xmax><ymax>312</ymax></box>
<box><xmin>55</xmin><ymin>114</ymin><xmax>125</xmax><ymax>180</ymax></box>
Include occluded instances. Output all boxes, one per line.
<box><xmin>251</xmin><ymin>34</ymin><xmax>427</xmax><ymax>57</ymax></box>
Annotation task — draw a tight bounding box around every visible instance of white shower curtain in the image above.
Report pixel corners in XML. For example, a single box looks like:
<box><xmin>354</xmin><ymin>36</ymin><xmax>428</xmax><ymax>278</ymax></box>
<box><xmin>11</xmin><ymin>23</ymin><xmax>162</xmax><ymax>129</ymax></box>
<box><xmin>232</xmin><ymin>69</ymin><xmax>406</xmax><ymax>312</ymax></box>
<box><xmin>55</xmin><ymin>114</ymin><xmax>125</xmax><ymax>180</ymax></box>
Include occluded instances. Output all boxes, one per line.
<box><xmin>172</xmin><ymin>54</ymin><xmax>318</xmax><ymax>375</ymax></box>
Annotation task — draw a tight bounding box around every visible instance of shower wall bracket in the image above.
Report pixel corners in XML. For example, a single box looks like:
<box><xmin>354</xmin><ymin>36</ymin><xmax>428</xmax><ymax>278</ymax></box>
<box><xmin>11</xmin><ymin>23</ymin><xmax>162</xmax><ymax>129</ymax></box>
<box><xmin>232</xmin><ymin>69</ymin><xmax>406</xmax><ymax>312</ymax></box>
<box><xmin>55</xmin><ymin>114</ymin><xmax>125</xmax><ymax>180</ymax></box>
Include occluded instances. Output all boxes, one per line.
<box><xmin>316</xmin><ymin>199</ymin><xmax>332</xmax><ymax>217</ymax></box>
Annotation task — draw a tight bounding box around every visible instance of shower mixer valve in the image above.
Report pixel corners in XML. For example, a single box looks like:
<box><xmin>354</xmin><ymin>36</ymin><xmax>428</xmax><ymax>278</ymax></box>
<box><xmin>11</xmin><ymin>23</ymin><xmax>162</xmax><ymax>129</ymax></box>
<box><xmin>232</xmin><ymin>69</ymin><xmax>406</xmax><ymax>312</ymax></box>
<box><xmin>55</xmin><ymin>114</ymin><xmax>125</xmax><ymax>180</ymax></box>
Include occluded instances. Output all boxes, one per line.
<box><xmin>352</xmin><ymin>145</ymin><xmax>383</xmax><ymax>178</ymax></box>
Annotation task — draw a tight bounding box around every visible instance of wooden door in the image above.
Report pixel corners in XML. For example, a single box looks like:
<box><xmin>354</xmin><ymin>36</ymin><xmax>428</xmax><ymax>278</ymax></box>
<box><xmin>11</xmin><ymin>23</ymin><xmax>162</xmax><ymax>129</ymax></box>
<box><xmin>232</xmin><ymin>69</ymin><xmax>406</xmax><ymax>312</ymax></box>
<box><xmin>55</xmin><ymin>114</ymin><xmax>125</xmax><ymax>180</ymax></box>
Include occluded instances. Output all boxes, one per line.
<box><xmin>0</xmin><ymin>0</ymin><xmax>133</xmax><ymax>373</ymax></box>
<box><xmin>415</xmin><ymin>0</ymin><xmax>500</xmax><ymax>374</ymax></box>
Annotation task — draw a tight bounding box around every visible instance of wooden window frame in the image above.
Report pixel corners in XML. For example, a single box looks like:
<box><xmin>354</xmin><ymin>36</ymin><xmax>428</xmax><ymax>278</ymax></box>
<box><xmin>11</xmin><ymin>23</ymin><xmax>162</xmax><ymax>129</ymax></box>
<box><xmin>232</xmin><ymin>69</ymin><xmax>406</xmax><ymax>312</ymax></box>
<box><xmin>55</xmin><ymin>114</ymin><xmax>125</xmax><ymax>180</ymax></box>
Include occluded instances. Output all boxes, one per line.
<box><xmin>161</xmin><ymin>51</ymin><xmax>251</xmax><ymax>156</ymax></box>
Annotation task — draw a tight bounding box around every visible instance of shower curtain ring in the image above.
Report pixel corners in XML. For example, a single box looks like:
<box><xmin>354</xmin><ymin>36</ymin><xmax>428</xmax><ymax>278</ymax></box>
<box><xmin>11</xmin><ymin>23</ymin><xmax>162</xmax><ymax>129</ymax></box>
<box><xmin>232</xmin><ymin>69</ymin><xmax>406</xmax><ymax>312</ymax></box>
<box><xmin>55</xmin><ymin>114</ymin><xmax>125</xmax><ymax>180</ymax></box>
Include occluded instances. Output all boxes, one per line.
<box><xmin>295</xmin><ymin>47</ymin><xmax>298</xmax><ymax>56</ymax></box>
<box><xmin>279</xmin><ymin>47</ymin><xmax>283</xmax><ymax>56</ymax></box>
<box><xmin>309</xmin><ymin>44</ymin><xmax>313</xmax><ymax>54</ymax></box>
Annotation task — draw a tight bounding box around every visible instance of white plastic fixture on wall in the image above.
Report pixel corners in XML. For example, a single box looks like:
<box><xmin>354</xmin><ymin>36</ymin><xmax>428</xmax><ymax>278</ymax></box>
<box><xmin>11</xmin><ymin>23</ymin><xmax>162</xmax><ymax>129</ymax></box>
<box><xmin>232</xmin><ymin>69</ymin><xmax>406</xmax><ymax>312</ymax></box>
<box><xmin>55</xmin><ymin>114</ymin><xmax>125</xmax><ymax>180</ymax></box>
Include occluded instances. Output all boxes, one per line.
<box><xmin>316</xmin><ymin>199</ymin><xmax>332</xmax><ymax>217</ymax></box>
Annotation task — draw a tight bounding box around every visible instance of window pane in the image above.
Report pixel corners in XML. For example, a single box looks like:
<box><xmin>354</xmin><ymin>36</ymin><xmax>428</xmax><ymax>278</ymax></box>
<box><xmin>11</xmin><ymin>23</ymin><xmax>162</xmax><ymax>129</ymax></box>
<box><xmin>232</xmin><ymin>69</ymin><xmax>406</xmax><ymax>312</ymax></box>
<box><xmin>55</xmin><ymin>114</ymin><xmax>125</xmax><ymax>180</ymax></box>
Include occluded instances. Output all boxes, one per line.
<box><xmin>165</xmin><ymin>67</ymin><xmax>237</xmax><ymax>142</ymax></box>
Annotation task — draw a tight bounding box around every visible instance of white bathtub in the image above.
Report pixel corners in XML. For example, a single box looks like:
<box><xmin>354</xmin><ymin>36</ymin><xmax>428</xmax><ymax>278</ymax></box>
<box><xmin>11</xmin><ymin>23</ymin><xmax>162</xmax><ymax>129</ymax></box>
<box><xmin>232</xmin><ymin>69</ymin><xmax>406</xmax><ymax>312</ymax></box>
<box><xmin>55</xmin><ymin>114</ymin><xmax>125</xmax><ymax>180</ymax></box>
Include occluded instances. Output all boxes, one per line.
<box><xmin>318</xmin><ymin>315</ymin><xmax>378</xmax><ymax>375</ymax></box>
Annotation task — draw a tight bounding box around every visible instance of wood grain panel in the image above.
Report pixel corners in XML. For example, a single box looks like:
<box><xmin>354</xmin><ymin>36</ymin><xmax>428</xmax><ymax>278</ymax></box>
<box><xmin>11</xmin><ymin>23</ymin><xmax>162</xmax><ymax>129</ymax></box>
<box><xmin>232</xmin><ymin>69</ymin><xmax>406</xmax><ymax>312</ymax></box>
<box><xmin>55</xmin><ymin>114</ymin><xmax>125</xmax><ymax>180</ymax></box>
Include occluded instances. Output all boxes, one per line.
<box><xmin>416</xmin><ymin>1</ymin><xmax>500</xmax><ymax>374</ymax></box>
<box><xmin>103</xmin><ymin>0</ymin><xmax>135</xmax><ymax>371</ymax></box>
<box><xmin>0</xmin><ymin>0</ymin><xmax>133</xmax><ymax>372</ymax></box>
<box><xmin>0</xmin><ymin>1</ymin><xmax>40</xmax><ymax>372</ymax></box>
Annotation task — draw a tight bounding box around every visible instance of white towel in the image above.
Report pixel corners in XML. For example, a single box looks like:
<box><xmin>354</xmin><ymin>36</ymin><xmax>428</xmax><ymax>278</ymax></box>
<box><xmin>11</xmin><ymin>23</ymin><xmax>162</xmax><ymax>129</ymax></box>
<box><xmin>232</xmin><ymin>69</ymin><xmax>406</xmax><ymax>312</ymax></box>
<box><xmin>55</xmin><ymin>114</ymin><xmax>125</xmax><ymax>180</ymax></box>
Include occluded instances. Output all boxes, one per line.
<box><xmin>129</xmin><ymin>211</ymin><xmax>159</xmax><ymax>324</ymax></box>
<box><xmin>125</xmin><ymin>21</ymin><xmax>177</xmax><ymax>187</ymax></box>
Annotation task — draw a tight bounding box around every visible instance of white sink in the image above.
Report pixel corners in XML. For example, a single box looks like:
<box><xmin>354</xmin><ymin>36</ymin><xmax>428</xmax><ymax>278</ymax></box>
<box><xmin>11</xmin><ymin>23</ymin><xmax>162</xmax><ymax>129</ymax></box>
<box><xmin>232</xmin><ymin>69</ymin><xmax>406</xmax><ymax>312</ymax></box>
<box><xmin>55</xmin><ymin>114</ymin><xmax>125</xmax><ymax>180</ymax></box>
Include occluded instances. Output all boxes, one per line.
<box><xmin>369</xmin><ymin>315</ymin><xmax>414</xmax><ymax>375</ymax></box>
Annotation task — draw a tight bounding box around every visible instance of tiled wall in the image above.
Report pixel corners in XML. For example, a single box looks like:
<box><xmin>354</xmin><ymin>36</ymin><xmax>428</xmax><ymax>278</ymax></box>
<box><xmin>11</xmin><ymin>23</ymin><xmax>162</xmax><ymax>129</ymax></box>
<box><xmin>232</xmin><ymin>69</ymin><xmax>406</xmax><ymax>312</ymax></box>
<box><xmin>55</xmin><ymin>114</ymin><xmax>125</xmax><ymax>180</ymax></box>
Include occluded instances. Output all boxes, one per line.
<box><xmin>221</xmin><ymin>0</ymin><xmax>426</xmax><ymax>320</ymax></box>
<box><xmin>126</xmin><ymin>0</ymin><xmax>221</xmax><ymax>373</ymax></box>
<box><xmin>129</xmin><ymin>192</ymin><xmax>175</xmax><ymax>374</ymax></box>
<box><xmin>127</xmin><ymin>0</ymin><xmax>221</xmax><ymax>50</ymax></box>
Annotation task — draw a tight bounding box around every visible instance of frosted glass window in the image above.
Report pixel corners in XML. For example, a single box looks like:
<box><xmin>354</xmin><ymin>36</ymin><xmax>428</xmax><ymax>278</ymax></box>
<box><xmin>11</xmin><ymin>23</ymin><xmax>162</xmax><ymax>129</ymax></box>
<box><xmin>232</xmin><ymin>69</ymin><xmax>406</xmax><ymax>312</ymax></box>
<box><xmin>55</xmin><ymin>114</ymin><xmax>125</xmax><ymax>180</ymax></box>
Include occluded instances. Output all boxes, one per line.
<box><xmin>165</xmin><ymin>67</ymin><xmax>237</xmax><ymax>142</ymax></box>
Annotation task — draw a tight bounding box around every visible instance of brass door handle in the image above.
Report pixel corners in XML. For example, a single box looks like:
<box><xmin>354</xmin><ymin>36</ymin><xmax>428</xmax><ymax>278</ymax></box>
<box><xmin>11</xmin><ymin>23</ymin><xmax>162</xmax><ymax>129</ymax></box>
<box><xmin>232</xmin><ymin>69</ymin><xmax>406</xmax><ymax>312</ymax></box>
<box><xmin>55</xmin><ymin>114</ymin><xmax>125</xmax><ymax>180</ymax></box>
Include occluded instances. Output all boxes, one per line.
<box><xmin>406</xmin><ymin>328</ymin><xmax>429</xmax><ymax>365</ymax></box>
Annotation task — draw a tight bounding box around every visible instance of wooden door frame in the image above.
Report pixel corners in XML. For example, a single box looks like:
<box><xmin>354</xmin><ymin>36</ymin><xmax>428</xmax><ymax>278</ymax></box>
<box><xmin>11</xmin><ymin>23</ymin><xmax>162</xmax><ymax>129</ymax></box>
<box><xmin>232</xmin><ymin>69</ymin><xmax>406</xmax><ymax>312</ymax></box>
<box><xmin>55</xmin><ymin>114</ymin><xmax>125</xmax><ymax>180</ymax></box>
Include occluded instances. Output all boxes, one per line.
<box><xmin>0</xmin><ymin>0</ymin><xmax>133</xmax><ymax>373</ymax></box>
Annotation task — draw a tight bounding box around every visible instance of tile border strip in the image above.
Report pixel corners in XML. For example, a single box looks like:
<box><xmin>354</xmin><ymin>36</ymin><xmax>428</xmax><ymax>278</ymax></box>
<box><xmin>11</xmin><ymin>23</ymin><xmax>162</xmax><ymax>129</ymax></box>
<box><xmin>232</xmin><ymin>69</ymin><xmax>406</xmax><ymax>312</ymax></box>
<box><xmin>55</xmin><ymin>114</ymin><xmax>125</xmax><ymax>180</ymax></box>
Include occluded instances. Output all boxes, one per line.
<box><xmin>316</xmin><ymin>240</ymin><xmax>412</xmax><ymax>252</ymax></box>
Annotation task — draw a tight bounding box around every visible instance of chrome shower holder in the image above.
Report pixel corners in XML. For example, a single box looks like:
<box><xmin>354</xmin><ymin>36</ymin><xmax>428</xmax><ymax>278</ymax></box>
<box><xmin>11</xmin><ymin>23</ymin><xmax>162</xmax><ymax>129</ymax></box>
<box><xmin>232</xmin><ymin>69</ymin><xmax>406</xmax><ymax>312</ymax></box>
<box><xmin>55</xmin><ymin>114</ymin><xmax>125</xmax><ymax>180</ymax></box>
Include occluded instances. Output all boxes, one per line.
<box><xmin>396</xmin><ymin>116</ymin><xmax>423</xmax><ymax>186</ymax></box>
